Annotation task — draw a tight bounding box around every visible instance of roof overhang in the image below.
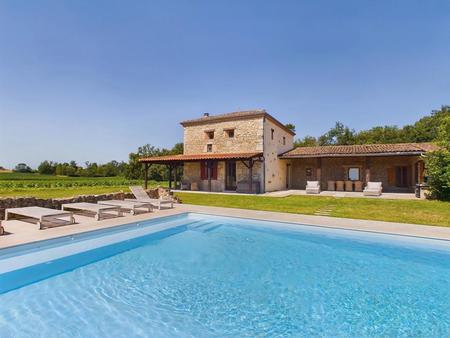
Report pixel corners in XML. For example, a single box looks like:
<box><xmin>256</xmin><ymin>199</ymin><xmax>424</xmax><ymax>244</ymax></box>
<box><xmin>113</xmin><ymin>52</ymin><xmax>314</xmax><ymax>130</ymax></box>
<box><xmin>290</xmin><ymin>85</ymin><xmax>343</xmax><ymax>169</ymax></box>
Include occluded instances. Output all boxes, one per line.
<box><xmin>280</xmin><ymin>151</ymin><xmax>426</xmax><ymax>159</ymax></box>
<box><xmin>139</xmin><ymin>152</ymin><xmax>264</xmax><ymax>164</ymax></box>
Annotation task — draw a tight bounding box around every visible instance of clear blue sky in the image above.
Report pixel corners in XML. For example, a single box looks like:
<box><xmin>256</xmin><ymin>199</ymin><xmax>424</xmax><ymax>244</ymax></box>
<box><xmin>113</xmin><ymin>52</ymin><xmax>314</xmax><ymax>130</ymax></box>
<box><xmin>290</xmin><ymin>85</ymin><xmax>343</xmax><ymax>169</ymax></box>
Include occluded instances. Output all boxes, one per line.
<box><xmin>1</xmin><ymin>0</ymin><xmax>449</xmax><ymax>169</ymax></box>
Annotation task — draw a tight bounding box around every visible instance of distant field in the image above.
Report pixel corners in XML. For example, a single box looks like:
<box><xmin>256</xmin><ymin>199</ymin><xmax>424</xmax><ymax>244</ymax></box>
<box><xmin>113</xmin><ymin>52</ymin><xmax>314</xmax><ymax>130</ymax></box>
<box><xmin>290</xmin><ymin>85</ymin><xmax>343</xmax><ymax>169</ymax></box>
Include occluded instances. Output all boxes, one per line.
<box><xmin>0</xmin><ymin>173</ymin><xmax>167</xmax><ymax>198</ymax></box>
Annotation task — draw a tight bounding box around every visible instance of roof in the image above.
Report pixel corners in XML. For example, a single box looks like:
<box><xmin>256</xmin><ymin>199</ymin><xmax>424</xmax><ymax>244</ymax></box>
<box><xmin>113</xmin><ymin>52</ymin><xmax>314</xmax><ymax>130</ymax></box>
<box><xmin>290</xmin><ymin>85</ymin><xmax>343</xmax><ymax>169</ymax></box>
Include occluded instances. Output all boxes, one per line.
<box><xmin>180</xmin><ymin>110</ymin><xmax>296</xmax><ymax>136</ymax></box>
<box><xmin>139</xmin><ymin>152</ymin><xmax>263</xmax><ymax>164</ymax></box>
<box><xmin>280</xmin><ymin>142</ymin><xmax>438</xmax><ymax>158</ymax></box>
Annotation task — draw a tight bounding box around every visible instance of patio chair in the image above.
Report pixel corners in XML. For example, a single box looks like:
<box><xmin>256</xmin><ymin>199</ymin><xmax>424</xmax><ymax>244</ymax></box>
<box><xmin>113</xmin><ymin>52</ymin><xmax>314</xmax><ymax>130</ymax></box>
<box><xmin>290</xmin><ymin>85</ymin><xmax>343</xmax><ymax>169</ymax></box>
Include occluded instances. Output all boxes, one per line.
<box><xmin>0</xmin><ymin>224</ymin><xmax>4</xmax><ymax>236</ymax></box>
<box><xmin>354</xmin><ymin>181</ymin><xmax>363</xmax><ymax>192</ymax></box>
<box><xmin>363</xmin><ymin>182</ymin><xmax>383</xmax><ymax>196</ymax></box>
<box><xmin>126</xmin><ymin>186</ymin><xmax>174</xmax><ymax>210</ymax></box>
<box><xmin>180</xmin><ymin>180</ymin><xmax>191</xmax><ymax>190</ymax></box>
<box><xmin>306</xmin><ymin>181</ymin><xmax>321</xmax><ymax>194</ymax></box>
<box><xmin>327</xmin><ymin>180</ymin><xmax>336</xmax><ymax>191</ymax></box>
<box><xmin>345</xmin><ymin>181</ymin><xmax>353</xmax><ymax>192</ymax></box>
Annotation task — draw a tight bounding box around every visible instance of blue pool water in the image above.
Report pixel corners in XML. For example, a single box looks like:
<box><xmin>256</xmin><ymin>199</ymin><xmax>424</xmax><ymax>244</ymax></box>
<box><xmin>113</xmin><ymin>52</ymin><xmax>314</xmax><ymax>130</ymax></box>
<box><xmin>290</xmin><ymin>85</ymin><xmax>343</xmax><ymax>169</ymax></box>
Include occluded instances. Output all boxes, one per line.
<box><xmin>1</xmin><ymin>213</ymin><xmax>450</xmax><ymax>337</ymax></box>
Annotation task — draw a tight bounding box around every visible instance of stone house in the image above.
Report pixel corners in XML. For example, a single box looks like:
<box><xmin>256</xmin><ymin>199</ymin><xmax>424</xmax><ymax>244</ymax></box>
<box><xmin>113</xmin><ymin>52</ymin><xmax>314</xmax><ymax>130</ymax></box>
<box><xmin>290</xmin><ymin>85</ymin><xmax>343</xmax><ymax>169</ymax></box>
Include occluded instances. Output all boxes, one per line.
<box><xmin>140</xmin><ymin>110</ymin><xmax>436</xmax><ymax>194</ymax></box>
<box><xmin>140</xmin><ymin>110</ymin><xmax>294</xmax><ymax>193</ymax></box>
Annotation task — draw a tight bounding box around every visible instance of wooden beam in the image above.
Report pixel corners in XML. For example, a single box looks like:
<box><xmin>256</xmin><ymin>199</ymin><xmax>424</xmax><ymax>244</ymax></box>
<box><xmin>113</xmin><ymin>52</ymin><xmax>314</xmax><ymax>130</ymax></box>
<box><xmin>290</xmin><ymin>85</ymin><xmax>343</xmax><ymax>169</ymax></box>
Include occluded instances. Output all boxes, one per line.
<box><xmin>207</xmin><ymin>161</ymin><xmax>212</xmax><ymax>192</ymax></box>
<box><xmin>168</xmin><ymin>165</ymin><xmax>173</xmax><ymax>189</ymax></box>
<box><xmin>144</xmin><ymin>163</ymin><xmax>149</xmax><ymax>189</ymax></box>
<box><xmin>248</xmin><ymin>158</ymin><xmax>253</xmax><ymax>193</ymax></box>
<box><xmin>316</xmin><ymin>158</ymin><xmax>322</xmax><ymax>188</ymax></box>
<box><xmin>365</xmin><ymin>157</ymin><xmax>371</xmax><ymax>183</ymax></box>
<box><xmin>174</xmin><ymin>164</ymin><xmax>178</xmax><ymax>189</ymax></box>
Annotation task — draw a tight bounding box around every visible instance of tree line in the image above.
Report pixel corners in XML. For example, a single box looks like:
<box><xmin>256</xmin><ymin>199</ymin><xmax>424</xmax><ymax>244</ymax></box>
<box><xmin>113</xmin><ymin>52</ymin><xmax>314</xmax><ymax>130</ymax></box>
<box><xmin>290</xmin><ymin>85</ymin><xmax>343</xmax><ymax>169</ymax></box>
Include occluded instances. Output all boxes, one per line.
<box><xmin>293</xmin><ymin>106</ymin><xmax>449</xmax><ymax>147</ymax></box>
<box><xmin>13</xmin><ymin>143</ymin><xmax>184</xmax><ymax>181</ymax></box>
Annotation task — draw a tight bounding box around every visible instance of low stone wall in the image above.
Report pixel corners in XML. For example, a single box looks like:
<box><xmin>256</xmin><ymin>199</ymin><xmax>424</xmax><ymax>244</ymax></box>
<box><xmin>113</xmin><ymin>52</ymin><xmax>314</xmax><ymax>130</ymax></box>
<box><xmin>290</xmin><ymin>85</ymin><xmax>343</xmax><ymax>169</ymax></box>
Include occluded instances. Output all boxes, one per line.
<box><xmin>0</xmin><ymin>187</ymin><xmax>171</xmax><ymax>220</ymax></box>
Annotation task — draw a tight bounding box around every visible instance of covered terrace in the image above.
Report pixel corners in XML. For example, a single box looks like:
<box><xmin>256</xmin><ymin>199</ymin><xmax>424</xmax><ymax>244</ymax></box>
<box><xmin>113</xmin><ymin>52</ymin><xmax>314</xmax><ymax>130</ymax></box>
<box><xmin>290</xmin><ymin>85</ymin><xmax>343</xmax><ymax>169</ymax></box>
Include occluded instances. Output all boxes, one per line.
<box><xmin>139</xmin><ymin>152</ymin><xmax>264</xmax><ymax>193</ymax></box>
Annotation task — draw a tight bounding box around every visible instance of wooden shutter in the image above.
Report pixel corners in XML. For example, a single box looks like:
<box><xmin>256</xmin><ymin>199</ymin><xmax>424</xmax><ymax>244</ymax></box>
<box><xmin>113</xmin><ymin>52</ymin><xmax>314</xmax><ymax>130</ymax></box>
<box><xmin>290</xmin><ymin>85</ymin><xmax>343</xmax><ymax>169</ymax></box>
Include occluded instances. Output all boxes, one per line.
<box><xmin>200</xmin><ymin>161</ymin><xmax>217</xmax><ymax>180</ymax></box>
<box><xmin>387</xmin><ymin>167</ymin><xmax>395</xmax><ymax>186</ymax></box>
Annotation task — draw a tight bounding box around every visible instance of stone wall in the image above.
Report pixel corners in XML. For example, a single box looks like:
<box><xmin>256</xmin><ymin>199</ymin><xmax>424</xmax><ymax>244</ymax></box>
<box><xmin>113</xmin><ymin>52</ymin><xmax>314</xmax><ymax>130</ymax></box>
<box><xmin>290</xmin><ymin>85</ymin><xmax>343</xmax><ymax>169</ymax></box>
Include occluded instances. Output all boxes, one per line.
<box><xmin>183</xmin><ymin>117</ymin><xmax>264</xmax><ymax>154</ymax></box>
<box><xmin>263</xmin><ymin>118</ymin><xmax>295</xmax><ymax>192</ymax></box>
<box><xmin>0</xmin><ymin>187</ymin><xmax>170</xmax><ymax>220</ymax></box>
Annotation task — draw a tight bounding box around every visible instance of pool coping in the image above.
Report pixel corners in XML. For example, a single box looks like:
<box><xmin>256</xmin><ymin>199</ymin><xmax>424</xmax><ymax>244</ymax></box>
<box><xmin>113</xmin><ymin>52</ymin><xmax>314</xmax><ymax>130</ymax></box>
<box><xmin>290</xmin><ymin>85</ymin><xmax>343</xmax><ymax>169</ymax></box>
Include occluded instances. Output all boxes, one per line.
<box><xmin>1</xmin><ymin>203</ymin><xmax>450</xmax><ymax>250</ymax></box>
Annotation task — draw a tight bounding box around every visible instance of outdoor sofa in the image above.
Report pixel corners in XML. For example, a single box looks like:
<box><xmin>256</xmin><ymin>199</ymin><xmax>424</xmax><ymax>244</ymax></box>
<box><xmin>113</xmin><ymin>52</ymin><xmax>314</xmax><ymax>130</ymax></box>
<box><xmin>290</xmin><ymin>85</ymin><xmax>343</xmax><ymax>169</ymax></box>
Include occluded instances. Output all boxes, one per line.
<box><xmin>306</xmin><ymin>181</ymin><xmax>321</xmax><ymax>194</ymax></box>
<box><xmin>363</xmin><ymin>182</ymin><xmax>383</xmax><ymax>196</ymax></box>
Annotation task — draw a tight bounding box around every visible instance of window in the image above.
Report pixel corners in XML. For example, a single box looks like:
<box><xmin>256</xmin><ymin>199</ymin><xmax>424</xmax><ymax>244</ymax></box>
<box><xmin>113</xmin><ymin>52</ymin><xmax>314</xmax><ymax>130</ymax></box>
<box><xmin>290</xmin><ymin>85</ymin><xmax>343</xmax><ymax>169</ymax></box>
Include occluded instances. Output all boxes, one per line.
<box><xmin>205</xmin><ymin>131</ymin><xmax>214</xmax><ymax>139</ymax></box>
<box><xmin>283</xmin><ymin>136</ymin><xmax>286</xmax><ymax>145</ymax></box>
<box><xmin>200</xmin><ymin>161</ymin><xmax>218</xmax><ymax>180</ymax></box>
<box><xmin>348</xmin><ymin>167</ymin><xmax>360</xmax><ymax>181</ymax></box>
<box><xmin>271</xmin><ymin>128</ymin><xmax>274</xmax><ymax>140</ymax></box>
<box><xmin>206</xmin><ymin>144</ymin><xmax>213</xmax><ymax>152</ymax></box>
<box><xmin>225</xmin><ymin>129</ymin><xmax>235</xmax><ymax>138</ymax></box>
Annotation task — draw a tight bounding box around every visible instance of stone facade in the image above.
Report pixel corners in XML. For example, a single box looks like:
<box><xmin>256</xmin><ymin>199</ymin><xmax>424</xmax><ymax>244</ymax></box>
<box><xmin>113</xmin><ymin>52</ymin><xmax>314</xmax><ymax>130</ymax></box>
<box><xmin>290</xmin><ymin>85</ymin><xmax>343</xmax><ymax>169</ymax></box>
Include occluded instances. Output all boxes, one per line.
<box><xmin>263</xmin><ymin>118</ymin><xmax>295</xmax><ymax>192</ymax></box>
<box><xmin>183</xmin><ymin>117</ymin><xmax>264</xmax><ymax>154</ymax></box>
<box><xmin>181</xmin><ymin>113</ymin><xmax>294</xmax><ymax>193</ymax></box>
<box><xmin>0</xmin><ymin>187</ymin><xmax>171</xmax><ymax>221</ymax></box>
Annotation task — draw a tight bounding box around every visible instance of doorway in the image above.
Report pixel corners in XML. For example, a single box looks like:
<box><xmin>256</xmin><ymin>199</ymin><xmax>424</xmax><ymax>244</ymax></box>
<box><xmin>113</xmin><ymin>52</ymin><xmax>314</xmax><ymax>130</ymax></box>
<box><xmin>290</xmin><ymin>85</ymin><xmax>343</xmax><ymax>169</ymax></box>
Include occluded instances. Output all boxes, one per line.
<box><xmin>286</xmin><ymin>164</ymin><xmax>292</xmax><ymax>189</ymax></box>
<box><xmin>225</xmin><ymin>161</ymin><xmax>237</xmax><ymax>190</ymax></box>
<box><xmin>395</xmin><ymin>166</ymin><xmax>409</xmax><ymax>187</ymax></box>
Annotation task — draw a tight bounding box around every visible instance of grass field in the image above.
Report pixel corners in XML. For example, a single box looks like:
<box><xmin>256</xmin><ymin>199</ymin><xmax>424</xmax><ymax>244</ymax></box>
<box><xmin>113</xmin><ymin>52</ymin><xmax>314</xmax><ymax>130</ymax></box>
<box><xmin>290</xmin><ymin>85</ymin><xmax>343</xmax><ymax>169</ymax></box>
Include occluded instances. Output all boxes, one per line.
<box><xmin>175</xmin><ymin>192</ymin><xmax>450</xmax><ymax>227</ymax></box>
<box><xmin>0</xmin><ymin>173</ymin><xmax>167</xmax><ymax>198</ymax></box>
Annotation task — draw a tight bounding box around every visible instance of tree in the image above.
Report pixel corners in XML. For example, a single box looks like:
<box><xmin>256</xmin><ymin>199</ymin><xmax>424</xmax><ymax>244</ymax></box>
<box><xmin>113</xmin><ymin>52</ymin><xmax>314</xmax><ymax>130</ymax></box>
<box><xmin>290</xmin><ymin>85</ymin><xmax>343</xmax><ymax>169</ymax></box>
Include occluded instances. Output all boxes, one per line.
<box><xmin>170</xmin><ymin>142</ymin><xmax>184</xmax><ymax>155</ymax></box>
<box><xmin>37</xmin><ymin>161</ymin><xmax>56</xmax><ymax>175</ymax></box>
<box><xmin>425</xmin><ymin>114</ymin><xmax>450</xmax><ymax>200</ymax></box>
<box><xmin>294</xmin><ymin>135</ymin><xmax>318</xmax><ymax>147</ymax></box>
<box><xmin>125</xmin><ymin>144</ymin><xmax>161</xmax><ymax>180</ymax></box>
<box><xmin>318</xmin><ymin>122</ymin><xmax>355</xmax><ymax>145</ymax></box>
<box><xmin>285</xmin><ymin>123</ymin><xmax>296</xmax><ymax>133</ymax></box>
<box><xmin>125</xmin><ymin>143</ymin><xmax>183</xmax><ymax>180</ymax></box>
<box><xmin>13</xmin><ymin>163</ymin><xmax>33</xmax><ymax>173</ymax></box>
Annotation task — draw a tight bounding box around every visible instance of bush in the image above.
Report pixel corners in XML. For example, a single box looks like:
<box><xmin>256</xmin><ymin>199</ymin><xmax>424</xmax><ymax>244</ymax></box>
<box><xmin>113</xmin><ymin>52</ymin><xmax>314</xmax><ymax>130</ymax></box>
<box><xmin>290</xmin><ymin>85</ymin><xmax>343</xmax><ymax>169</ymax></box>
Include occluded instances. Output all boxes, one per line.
<box><xmin>426</xmin><ymin>149</ymin><xmax>450</xmax><ymax>200</ymax></box>
<box><xmin>425</xmin><ymin>114</ymin><xmax>450</xmax><ymax>200</ymax></box>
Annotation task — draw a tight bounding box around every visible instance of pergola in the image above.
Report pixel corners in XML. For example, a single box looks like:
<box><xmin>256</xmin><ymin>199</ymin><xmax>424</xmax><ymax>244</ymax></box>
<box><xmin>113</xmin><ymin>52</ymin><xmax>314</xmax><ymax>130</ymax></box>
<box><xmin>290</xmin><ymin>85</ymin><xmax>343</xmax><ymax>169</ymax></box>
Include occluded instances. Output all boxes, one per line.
<box><xmin>139</xmin><ymin>152</ymin><xmax>264</xmax><ymax>192</ymax></box>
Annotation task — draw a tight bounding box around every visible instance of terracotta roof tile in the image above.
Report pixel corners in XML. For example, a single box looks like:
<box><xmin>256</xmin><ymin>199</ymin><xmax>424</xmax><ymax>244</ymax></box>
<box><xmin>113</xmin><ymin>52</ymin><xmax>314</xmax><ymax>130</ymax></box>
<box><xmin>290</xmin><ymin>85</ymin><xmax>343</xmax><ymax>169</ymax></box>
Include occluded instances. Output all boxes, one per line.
<box><xmin>140</xmin><ymin>152</ymin><xmax>263</xmax><ymax>163</ymax></box>
<box><xmin>280</xmin><ymin>142</ymin><xmax>438</xmax><ymax>158</ymax></box>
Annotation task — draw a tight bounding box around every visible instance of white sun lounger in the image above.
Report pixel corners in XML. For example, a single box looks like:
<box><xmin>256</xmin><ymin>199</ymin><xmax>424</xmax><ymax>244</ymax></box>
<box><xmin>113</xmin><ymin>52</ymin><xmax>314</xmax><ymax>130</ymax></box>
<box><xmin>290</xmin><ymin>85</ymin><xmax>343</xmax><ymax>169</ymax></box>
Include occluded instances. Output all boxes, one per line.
<box><xmin>61</xmin><ymin>202</ymin><xmax>123</xmax><ymax>221</ymax></box>
<box><xmin>5</xmin><ymin>206</ymin><xmax>75</xmax><ymax>230</ymax></box>
<box><xmin>126</xmin><ymin>186</ymin><xmax>174</xmax><ymax>210</ymax></box>
<box><xmin>97</xmin><ymin>200</ymin><xmax>153</xmax><ymax>215</ymax></box>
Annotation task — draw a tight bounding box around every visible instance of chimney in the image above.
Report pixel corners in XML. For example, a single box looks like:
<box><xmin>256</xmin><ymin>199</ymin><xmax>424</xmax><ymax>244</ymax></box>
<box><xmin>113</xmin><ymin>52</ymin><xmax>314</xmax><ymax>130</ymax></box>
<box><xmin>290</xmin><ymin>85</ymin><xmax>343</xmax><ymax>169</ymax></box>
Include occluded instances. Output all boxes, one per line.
<box><xmin>203</xmin><ymin>113</ymin><xmax>209</xmax><ymax>117</ymax></box>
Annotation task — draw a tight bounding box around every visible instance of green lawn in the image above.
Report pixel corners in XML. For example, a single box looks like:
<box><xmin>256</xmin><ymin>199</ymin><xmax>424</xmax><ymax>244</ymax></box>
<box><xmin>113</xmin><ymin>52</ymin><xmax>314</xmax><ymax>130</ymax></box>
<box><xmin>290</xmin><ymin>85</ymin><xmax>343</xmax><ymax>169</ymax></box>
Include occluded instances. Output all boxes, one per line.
<box><xmin>0</xmin><ymin>172</ymin><xmax>167</xmax><ymax>199</ymax></box>
<box><xmin>175</xmin><ymin>192</ymin><xmax>450</xmax><ymax>227</ymax></box>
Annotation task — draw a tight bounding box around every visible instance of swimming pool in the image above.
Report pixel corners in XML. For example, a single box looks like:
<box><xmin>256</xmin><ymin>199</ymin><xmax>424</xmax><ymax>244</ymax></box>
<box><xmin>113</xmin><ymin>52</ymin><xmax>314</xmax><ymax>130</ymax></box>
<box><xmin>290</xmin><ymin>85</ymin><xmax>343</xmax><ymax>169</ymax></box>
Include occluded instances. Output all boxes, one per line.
<box><xmin>1</xmin><ymin>213</ymin><xmax>450</xmax><ymax>337</ymax></box>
